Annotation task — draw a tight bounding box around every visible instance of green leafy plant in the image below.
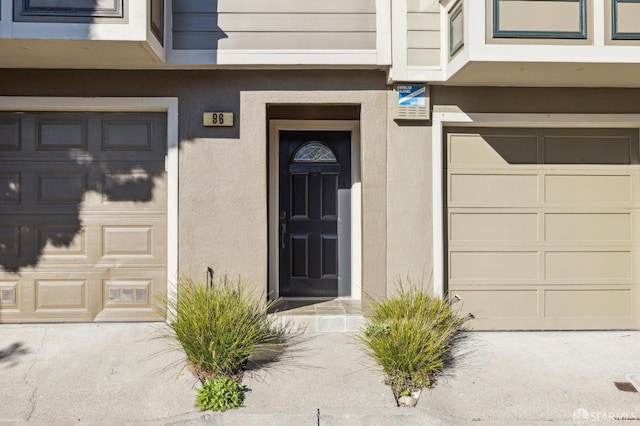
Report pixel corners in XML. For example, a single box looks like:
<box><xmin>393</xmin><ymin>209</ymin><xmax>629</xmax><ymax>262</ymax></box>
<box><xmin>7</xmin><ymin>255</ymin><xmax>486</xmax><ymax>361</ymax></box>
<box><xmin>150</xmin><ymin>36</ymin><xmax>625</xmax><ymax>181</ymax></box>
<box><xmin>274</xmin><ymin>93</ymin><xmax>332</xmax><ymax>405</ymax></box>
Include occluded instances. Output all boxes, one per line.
<box><xmin>364</xmin><ymin>321</ymin><xmax>391</xmax><ymax>338</ymax></box>
<box><xmin>158</xmin><ymin>274</ymin><xmax>290</xmax><ymax>382</ymax></box>
<box><xmin>359</xmin><ymin>277</ymin><xmax>469</xmax><ymax>400</ymax></box>
<box><xmin>195</xmin><ymin>376</ymin><xmax>244</xmax><ymax>412</ymax></box>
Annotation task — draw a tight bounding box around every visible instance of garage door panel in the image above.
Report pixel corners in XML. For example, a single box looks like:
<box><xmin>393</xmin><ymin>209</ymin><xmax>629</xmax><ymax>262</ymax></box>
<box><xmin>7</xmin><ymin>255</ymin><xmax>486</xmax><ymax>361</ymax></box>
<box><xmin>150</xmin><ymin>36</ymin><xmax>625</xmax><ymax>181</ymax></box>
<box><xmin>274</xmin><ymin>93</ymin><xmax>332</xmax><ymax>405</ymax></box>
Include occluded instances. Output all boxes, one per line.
<box><xmin>36</xmin><ymin>118</ymin><xmax>88</xmax><ymax>150</ymax></box>
<box><xmin>450</xmin><ymin>212</ymin><xmax>538</xmax><ymax>241</ymax></box>
<box><xmin>100</xmin><ymin>220</ymin><xmax>166</xmax><ymax>261</ymax></box>
<box><xmin>38</xmin><ymin>224</ymin><xmax>86</xmax><ymax>257</ymax></box>
<box><xmin>0</xmin><ymin>226</ymin><xmax>21</xmax><ymax>259</ymax></box>
<box><xmin>450</xmin><ymin>251</ymin><xmax>539</xmax><ymax>280</ymax></box>
<box><xmin>545</xmin><ymin>289</ymin><xmax>632</xmax><ymax>318</ymax></box>
<box><xmin>448</xmin><ymin>133</ymin><xmax>538</xmax><ymax>166</ymax></box>
<box><xmin>0</xmin><ymin>172</ymin><xmax>20</xmax><ymax>203</ymax></box>
<box><xmin>0</xmin><ymin>119</ymin><xmax>21</xmax><ymax>150</ymax></box>
<box><xmin>37</xmin><ymin>172</ymin><xmax>88</xmax><ymax>203</ymax></box>
<box><xmin>544</xmin><ymin>175</ymin><xmax>632</xmax><ymax>204</ymax></box>
<box><xmin>36</xmin><ymin>279</ymin><xmax>88</xmax><ymax>311</ymax></box>
<box><xmin>544</xmin><ymin>135</ymin><xmax>634</xmax><ymax>165</ymax></box>
<box><xmin>101</xmin><ymin>168</ymin><xmax>166</xmax><ymax>206</ymax></box>
<box><xmin>545</xmin><ymin>251</ymin><xmax>631</xmax><ymax>280</ymax></box>
<box><xmin>103</xmin><ymin>172</ymin><xmax>155</xmax><ymax>203</ymax></box>
<box><xmin>545</xmin><ymin>213</ymin><xmax>632</xmax><ymax>241</ymax></box>
<box><xmin>450</xmin><ymin>174</ymin><xmax>539</xmax><ymax>204</ymax></box>
<box><xmin>0</xmin><ymin>222</ymin><xmax>38</xmax><ymax>271</ymax></box>
<box><xmin>102</xmin><ymin>119</ymin><xmax>155</xmax><ymax>151</ymax></box>
<box><xmin>450</xmin><ymin>289</ymin><xmax>539</xmax><ymax>318</ymax></box>
<box><xmin>102</xmin><ymin>225</ymin><xmax>154</xmax><ymax>256</ymax></box>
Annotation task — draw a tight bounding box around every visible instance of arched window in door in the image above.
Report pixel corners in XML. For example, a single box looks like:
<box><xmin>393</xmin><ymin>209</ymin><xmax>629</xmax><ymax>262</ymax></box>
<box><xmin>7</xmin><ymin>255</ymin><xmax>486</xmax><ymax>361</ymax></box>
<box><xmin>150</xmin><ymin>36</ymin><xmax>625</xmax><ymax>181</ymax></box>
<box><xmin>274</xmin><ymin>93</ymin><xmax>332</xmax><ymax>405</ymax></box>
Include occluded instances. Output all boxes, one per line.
<box><xmin>292</xmin><ymin>142</ymin><xmax>337</xmax><ymax>163</ymax></box>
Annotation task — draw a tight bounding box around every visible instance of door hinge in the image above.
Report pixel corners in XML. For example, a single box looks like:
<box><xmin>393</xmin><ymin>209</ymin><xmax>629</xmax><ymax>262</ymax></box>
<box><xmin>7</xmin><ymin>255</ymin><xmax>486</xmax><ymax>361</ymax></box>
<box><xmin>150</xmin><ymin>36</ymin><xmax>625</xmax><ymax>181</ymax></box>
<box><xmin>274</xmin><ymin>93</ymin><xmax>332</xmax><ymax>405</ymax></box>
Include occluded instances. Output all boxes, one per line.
<box><xmin>165</xmin><ymin>155</ymin><xmax>168</xmax><ymax>172</ymax></box>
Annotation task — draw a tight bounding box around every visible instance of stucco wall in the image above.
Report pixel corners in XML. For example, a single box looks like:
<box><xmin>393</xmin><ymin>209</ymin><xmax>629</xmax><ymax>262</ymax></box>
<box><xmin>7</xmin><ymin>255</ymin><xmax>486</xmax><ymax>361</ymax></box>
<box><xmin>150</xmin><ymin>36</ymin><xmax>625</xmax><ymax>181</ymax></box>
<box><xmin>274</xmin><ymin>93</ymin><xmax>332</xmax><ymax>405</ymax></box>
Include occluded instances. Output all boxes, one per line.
<box><xmin>386</xmin><ymin>91</ymin><xmax>433</xmax><ymax>295</ymax></box>
<box><xmin>430</xmin><ymin>86</ymin><xmax>640</xmax><ymax>113</ymax></box>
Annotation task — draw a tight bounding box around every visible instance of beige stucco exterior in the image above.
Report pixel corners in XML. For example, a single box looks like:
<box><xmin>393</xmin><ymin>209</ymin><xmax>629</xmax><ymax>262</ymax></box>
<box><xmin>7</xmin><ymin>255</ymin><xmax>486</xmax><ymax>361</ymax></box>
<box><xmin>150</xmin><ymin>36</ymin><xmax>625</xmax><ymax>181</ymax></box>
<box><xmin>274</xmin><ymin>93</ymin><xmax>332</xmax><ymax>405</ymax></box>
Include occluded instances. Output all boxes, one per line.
<box><xmin>386</xmin><ymin>92</ymin><xmax>434</xmax><ymax>294</ymax></box>
<box><xmin>174</xmin><ymin>75</ymin><xmax>390</xmax><ymax>302</ymax></box>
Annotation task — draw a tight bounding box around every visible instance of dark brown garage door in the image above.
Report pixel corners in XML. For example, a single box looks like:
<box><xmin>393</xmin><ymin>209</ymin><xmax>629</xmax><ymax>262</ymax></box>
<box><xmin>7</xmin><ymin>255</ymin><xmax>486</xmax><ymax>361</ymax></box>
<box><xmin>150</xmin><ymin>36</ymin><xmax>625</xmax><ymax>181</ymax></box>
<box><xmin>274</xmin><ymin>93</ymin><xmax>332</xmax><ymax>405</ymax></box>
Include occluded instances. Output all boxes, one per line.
<box><xmin>0</xmin><ymin>112</ymin><xmax>167</xmax><ymax>322</ymax></box>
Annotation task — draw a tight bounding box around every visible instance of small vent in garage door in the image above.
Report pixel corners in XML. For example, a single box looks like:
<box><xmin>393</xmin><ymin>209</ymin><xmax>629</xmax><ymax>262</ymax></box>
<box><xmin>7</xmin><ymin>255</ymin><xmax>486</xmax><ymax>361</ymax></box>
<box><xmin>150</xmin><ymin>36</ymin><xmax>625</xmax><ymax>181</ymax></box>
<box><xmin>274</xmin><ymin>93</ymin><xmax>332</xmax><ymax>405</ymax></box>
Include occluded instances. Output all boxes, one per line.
<box><xmin>108</xmin><ymin>287</ymin><xmax>148</xmax><ymax>304</ymax></box>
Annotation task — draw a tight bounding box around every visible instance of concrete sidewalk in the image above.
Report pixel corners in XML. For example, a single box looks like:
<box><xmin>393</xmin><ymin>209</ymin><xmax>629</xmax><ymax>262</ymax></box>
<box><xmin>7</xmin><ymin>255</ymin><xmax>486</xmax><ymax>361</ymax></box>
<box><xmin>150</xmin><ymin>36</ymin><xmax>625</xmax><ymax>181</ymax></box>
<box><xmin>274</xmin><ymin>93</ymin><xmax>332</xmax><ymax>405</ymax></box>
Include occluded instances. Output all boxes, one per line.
<box><xmin>424</xmin><ymin>332</ymin><xmax>640</xmax><ymax>425</ymax></box>
<box><xmin>0</xmin><ymin>324</ymin><xmax>638</xmax><ymax>425</ymax></box>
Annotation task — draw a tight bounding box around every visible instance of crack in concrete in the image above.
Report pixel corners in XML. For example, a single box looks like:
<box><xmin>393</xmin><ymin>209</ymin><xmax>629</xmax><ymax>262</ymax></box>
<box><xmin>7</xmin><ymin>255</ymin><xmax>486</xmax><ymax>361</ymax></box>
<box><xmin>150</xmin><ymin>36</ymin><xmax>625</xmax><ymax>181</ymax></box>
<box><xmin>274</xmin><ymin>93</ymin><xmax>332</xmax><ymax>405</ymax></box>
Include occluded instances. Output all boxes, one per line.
<box><xmin>24</xmin><ymin>326</ymin><xmax>49</xmax><ymax>422</ymax></box>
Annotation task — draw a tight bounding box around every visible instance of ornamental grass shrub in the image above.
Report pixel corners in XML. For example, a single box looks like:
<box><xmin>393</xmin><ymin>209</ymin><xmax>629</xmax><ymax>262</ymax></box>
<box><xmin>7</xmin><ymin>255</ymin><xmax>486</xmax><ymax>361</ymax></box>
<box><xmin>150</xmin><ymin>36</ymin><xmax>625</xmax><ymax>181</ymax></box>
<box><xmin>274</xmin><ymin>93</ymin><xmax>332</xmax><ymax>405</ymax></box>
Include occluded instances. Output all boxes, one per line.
<box><xmin>359</xmin><ymin>277</ymin><xmax>469</xmax><ymax>399</ymax></box>
<box><xmin>159</xmin><ymin>274</ymin><xmax>290</xmax><ymax>383</ymax></box>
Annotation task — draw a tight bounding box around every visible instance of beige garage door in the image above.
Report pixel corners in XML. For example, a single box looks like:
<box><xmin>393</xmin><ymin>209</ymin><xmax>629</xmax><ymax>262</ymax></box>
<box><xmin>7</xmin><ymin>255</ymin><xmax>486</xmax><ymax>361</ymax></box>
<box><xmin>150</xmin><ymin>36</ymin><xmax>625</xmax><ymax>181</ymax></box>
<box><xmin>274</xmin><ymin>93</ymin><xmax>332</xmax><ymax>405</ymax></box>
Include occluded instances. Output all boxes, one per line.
<box><xmin>447</xmin><ymin>128</ymin><xmax>640</xmax><ymax>330</ymax></box>
<box><xmin>0</xmin><ymin>112</ymin><xmax>167</xmax><ymax>322</ymax></box>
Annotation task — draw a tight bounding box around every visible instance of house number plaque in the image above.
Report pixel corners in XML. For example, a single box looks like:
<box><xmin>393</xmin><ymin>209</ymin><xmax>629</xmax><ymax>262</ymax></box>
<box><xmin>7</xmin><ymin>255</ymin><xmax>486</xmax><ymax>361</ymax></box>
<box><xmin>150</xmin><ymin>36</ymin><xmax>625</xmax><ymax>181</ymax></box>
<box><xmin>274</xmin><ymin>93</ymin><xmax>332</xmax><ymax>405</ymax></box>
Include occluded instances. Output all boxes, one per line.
<box><xmin>203</xmin><ymin>112</ymin><xmax>234</xmax><ymax>127</ymax></box>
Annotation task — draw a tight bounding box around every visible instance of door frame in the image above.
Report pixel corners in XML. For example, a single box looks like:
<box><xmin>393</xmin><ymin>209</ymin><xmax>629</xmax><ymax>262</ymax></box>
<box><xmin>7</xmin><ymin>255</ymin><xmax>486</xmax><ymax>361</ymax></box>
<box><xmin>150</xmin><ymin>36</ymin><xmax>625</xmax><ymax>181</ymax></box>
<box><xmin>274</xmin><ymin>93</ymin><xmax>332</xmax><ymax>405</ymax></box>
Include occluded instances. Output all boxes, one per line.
<box><xmin>269</xmin><ymin>120</ymin><xmax>361</xmax><ymax>300</ymax></box>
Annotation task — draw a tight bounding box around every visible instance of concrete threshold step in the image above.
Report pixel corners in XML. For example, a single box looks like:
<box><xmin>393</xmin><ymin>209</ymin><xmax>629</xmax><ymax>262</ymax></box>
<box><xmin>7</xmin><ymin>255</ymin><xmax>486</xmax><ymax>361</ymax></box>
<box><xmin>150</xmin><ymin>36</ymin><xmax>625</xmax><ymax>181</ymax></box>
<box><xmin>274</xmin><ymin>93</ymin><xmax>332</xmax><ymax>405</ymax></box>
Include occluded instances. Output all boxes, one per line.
<box><xmin>269</xmin><ymin>312</ymin><xmax>365</xmax><ymax>333</ymax></box>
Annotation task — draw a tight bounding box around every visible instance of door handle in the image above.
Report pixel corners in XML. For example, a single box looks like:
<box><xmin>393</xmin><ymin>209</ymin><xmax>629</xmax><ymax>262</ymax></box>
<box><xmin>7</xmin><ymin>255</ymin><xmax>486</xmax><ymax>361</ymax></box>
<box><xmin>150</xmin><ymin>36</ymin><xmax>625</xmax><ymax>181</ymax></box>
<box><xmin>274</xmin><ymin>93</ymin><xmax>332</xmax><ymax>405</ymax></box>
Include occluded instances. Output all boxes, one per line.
<box><xmin>280</xmin><ymin>223</ymin><xmax>286</xmax><ymax>249</ymax></box>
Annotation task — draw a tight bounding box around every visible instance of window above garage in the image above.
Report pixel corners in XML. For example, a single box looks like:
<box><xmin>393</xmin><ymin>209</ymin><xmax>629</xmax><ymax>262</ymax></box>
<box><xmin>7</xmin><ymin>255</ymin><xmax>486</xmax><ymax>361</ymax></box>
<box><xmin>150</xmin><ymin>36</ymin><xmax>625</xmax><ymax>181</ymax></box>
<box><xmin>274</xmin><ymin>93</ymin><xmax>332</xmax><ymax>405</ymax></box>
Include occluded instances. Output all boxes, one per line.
<box><xmin>0</xmin><ymin>0</ymin><xmax>165</xmax><ymax>68</ymax></box>
<box><xmin>13</xmin><ymin>0</ymin><xmax>126</xmax><ymax>23</ymax></box>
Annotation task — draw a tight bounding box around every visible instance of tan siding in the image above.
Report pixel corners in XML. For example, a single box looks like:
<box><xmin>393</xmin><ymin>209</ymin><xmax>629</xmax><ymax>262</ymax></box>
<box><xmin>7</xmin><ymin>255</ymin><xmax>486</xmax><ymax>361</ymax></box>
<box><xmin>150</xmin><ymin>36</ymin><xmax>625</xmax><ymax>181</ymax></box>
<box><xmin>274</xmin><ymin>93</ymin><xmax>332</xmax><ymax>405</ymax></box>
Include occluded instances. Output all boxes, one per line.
<box><xmin>406</xmin><ymin>0</ymin><xmax>440</xmax><ymax>67</ymax></box>
<box><xmin>407</xmin><ymin>0</ymin><xmax>439</xmax><ymax>13</ymax></box>
<box><xmin>172</xmin><ymin>0</ymin><xmax>377</xmax><ymax>51</ymax></box>
<box><xmin>407</xmin><ymin>48</ymin><xmax>440</xmax><ymax>66</ymax></box>
<box><xmin>173</xmin><ymin>0</ymin><xmax>375</xmax><ymax>13</ymax></box>
<box><xmin>173</xmin><ymin>14</ymin><xmax>376</xmax><ymax>33</ymax></box>
<box><xmin>407</xmin><ymin>13</ymin><xmax>439</xmax><ymax>30</ymax></box>
<box><xmin>408</xmin><ymin>30</ymin><xmax>440</xmax><ymax>48</ymax></box>
<box><xmin>174</xmin><ymin>33</ymin><xmax>376</xmax><ymax>51</ymax></box>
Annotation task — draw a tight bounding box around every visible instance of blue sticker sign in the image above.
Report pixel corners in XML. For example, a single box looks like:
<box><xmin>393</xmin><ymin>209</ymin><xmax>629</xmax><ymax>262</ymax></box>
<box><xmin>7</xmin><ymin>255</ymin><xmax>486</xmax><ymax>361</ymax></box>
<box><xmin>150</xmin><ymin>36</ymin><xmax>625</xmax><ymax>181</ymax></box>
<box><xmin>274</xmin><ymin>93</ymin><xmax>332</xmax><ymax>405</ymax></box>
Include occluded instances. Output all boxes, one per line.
<box><xmin>397</xmin><ymin>85</ymin><xmax>426</xmax><ymax>107</ymax></box>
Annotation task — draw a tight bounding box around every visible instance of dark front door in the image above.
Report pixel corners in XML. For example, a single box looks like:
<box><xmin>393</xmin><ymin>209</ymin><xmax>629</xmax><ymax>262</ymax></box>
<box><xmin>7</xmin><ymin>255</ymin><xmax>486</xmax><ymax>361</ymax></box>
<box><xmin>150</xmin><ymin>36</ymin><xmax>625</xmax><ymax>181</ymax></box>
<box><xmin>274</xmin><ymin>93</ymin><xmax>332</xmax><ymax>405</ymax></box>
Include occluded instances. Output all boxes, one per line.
<box><xmin>279</xmin><ymin>130</ymin><xmax>351</xmax><ymax>297</ymax></box>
